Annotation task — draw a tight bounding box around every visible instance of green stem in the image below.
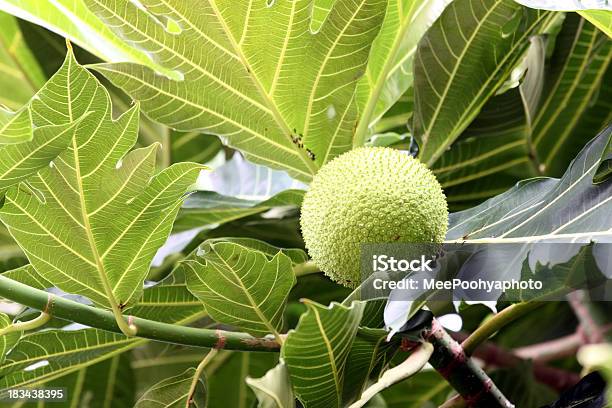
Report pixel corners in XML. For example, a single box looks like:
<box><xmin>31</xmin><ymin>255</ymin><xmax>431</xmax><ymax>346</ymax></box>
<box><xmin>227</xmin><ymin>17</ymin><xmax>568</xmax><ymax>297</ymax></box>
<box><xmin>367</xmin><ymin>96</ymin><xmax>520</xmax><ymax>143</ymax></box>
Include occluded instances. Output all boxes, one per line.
<box><xmin>0</xmin><ymin>275</ymin><xmax>279</xmax><ymax>352</ymax></box>
<box><xmin>462</xmin><ymin>302</ymin><xmax>544</xmax><ymax>356</ymax></box>
<box><xmin>188</xmin><ymin>349</ymin><xmax>218</xmax><ymax>404</ymax></box>
<box><xmin>293</xmin><ymin>261</ymin><xmax>320</xmax><ymax>277</ymax></box>
<box><xmin>0</xmin><ymin>311</ymin><xmax>51</xmax><ymax>336</ymax></box>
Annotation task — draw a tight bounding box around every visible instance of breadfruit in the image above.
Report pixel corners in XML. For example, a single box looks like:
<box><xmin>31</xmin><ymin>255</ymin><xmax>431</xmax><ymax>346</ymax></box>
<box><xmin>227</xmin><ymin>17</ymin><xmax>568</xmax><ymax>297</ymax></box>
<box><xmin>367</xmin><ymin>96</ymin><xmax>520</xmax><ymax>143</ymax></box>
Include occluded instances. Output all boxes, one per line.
<box><xmin>300</xmin><ymin>147</ymin><xmax>448</xmax><ymax>287</ymax></box>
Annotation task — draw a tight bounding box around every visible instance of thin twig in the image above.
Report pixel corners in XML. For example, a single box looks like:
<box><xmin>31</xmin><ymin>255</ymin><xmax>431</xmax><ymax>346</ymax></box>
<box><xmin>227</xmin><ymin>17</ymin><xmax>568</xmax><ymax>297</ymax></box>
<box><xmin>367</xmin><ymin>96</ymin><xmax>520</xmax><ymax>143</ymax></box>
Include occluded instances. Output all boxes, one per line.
<box><xmin>462</xmin><ymin>302</ymin><xmax>543</xmax><ymax>356</ymax></box>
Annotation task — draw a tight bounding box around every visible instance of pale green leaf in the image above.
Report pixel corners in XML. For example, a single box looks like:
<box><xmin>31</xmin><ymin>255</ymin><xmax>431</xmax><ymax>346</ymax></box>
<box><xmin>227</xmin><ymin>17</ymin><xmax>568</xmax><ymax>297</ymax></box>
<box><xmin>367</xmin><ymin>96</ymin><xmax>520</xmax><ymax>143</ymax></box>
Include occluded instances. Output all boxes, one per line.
<box><xmin>354</xmin><ymin>0</ymin><xmax>451</xmax><ymax>144</ymax></box>
<box><xmin>135</xmin><ymin>368</ymin><xmax>206</xmax><ymax>408</ymax></box>
<box><xmin>0</xmin><ymin>0</ymin><xmax>158</xmax><ymax>70</ymax></box>
<box><xmin>0</xmin><ymin>49</ymin><xmax>203</xmax><ymax>309</ymax></box>
<box><xmin>182</xmin><ymin>241</ymin><xmax>295</xmax><ymax>337</ymax></box>
<box><xmin>282</xmin><ymin>301</ymin><xmax>365</xmax><ymax>408</ymax></box>
<box><xmin>413</xmin><ymin>0</ymin><xmax>554</xmax><ymax>165</ymax></box>
<box><xmin>0</xmin><ymin>119</ymin><xmax>77</xmax><ymax>195</ymax></box>
<box><xmin>1</xmin><ymin>264</ymin><xmax>50</xmax><ymax>289</ymax></box>
<box><xmin>85</xmin><ymin>0</ymin><xmax>387</xmax><ymax>181</ymax></box>
<box><xmin>578</xmin><ymin>10</ymin><xmax>612</xmax><ymax>38</ymax></box>
<box><xmin>0</xmin><ymin>107</ymin><xmax>31</xmax><ymax>144</ymax></box>
<box><xmin>246</xmin><ymin>361</ymin><xmax>296</xmax><ymax>408</ymax></box>
<box><xmin>530</xmin><ymin>14</ymin><xmax>612</xmax><ymax>176</ymax></box>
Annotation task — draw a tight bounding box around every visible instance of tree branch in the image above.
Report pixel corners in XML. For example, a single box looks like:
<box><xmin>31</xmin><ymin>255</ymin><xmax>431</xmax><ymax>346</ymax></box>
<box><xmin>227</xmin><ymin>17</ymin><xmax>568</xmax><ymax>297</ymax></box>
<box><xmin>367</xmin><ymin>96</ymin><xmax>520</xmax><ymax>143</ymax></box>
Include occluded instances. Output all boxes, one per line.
<box><xmin>421</xmin><ymin>319</ymin><xmax>515</xmax><ymax>408</ymax></box>
<box><xmin>0</xmin><ymin>275</ymin><xmax>280</xmax><ymax>352</ymax></box>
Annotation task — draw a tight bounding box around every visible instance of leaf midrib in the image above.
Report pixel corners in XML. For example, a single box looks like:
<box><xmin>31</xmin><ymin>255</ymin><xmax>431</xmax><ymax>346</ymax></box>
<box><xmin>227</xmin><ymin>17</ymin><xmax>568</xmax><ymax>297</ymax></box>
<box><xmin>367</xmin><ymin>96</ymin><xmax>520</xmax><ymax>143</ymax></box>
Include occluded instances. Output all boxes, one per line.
<box><xmin>201</xmin><ymin>0</ymin><xmax>318</xmax><ymax>176</ymax></box>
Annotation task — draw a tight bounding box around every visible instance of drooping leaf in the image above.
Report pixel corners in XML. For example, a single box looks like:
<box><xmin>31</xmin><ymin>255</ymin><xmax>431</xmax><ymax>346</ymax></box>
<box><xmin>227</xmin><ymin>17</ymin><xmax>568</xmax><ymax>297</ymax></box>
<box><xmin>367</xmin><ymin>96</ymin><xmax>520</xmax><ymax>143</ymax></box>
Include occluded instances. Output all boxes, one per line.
<box><xmin>529</xmin><ymin>14</ymin><xmax>612</xmax><ymax>176</ymax></box>
<box><xmin>134</xmin><ymin>368</ymin><xmax>207</xmax><ymax>408</ymax></box>
<box><xmin>282</xmin><ymin>301</ymin><xmax>365</xmax><ymax>408</ymax></box>
<box><xmin>0</xmin><ymin>0</ymin><xmax>157</xmax><ymax>70</ymax></box>
<box><xmin>446</xmin><ymin>125</ymin><xmax>612</xmax><ymax>242</ymax></box>
<box><xmin>182</xmin><ymin>241</ymin><xmax>295</xmax><ymax>337</ymax></box>
<box><xmin>413</xmin><ymin>0</ymin><xmax>554</xmax><ymax>166</ymax></box>
<box><xmin>246</xmin><ymin>361</ymin><xmax>296</xmax><ymax>408</ymax></box>
<box><xmin>85</xmin><ymin>0</ymin><xmax>387</xmax><ymax>181</ymax></box>
<box><xmin>0</xmin><ymin>12</ymin><xmax>45</xmax><ymax>110</ymax></box>
<box><xmin>205</xmin><ymin>238</ymin><xmax>308</xmax><ymax>266</ymax></box>
<box><xmin>0</xmin><ymin>49</ymin><xmax>203</xmax><ymax>309</ymax></box>
<box><xmin>353</xmin><ymin>0</ymin><xmax>451</xmax><ymax>144</ymax></box>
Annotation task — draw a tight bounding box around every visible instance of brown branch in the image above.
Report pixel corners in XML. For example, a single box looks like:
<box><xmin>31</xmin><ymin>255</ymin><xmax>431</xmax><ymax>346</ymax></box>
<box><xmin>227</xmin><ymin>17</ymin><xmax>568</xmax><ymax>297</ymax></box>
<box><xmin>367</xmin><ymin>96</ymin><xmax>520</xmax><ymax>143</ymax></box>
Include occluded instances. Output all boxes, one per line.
<box><xmin>421</xmin><ymin>319</ymin><xmax>515</xmax><ymax>408</ymax></box>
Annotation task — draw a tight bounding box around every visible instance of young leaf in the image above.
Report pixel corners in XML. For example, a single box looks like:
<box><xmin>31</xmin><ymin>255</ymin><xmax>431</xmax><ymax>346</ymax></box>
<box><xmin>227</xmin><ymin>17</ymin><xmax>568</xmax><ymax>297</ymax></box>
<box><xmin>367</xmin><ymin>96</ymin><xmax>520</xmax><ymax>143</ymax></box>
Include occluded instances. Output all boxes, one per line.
<box><xmin>530</xmin><ymin>14</ymin><xmax>612</xmax><ymax>176</ymax></box>
<box><xmin>85</xmin><ymin>0</ymin><xmax>387</xmax><ymax>180</ymax></box>
<box><xmin>354</xmin><ymin>0</ymin><xmax>451</xmax><ymax>144</ymax></box>
<box><xmin>413</xmin><ymin>0</ymin><xmax>554</xmax><ymax>165</ymax></box>
<box><xmin>135</xmin><ymin>368</ymin><xmax>207</xmax><ymax>408</ymax></box>
<box><xmin>246</xmin><ymin>361</ymin><xmax>296</xmax><ymax>408</ymax></box>
<box><xmin>282</xmin><ymin>301</ymin><xmax>365</xmax><ymax>408</ymax></box>
<box><xmin>0</xmin><ymin>0</ymin><xmax>158</xmax><ymax>71</ymax></box>
<box><xmin>182</xmin><ymin>242</ymin><xmax>295</xmax><ymax>339</ymax></box>
<box><xmin>0</xmin><ymin>49</ymin><xmax>203</xmax><ymax>317</ymax></box>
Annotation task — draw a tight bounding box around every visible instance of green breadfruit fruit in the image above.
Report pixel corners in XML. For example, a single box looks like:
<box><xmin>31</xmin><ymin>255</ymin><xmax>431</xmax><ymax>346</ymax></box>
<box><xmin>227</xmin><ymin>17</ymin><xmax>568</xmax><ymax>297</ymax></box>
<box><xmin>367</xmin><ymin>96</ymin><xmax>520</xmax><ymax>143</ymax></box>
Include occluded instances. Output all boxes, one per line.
<box><xmin>300</xmin><ymin>147</ymin><xmax>448</xmax><ymax>288</ymax></box>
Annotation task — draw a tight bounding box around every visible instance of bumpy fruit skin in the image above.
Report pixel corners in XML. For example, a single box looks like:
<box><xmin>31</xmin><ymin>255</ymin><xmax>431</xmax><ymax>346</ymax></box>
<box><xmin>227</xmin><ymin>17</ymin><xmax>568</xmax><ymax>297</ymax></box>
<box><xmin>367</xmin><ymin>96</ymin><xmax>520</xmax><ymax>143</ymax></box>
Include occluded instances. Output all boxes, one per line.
<box><xmin>300</xmin><ymin>147</ymin><xmax>448</xmax><ymax>288</ymax></box>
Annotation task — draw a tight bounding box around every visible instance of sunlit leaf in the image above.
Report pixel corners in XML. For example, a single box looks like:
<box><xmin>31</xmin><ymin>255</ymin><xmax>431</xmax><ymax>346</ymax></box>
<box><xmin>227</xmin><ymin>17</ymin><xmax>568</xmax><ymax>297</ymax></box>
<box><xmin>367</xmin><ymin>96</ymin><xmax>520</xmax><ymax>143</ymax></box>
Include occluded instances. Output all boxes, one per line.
<box><xmin>182</xmin><ymin>241</ymin><xmax>295</xmax><ymax>338</ymax></box>
<box><xmin>0</xmin><ymin>0</ymin><xmax>157</xmax><ymax>70</ymax></box>
<box><xmin>0</xmin><ymin>49</ymin><xmax>203</xmax><ymax>310</ymax></box>
<box><xmin>353</xmin><ymin>0</ymin><xmax>451</xmax><ymax>144</ymax></box>
<box><xmin>85</xmin><ymin>0</ymin><xmax>387</xmax><ymax>181</ymax></box>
